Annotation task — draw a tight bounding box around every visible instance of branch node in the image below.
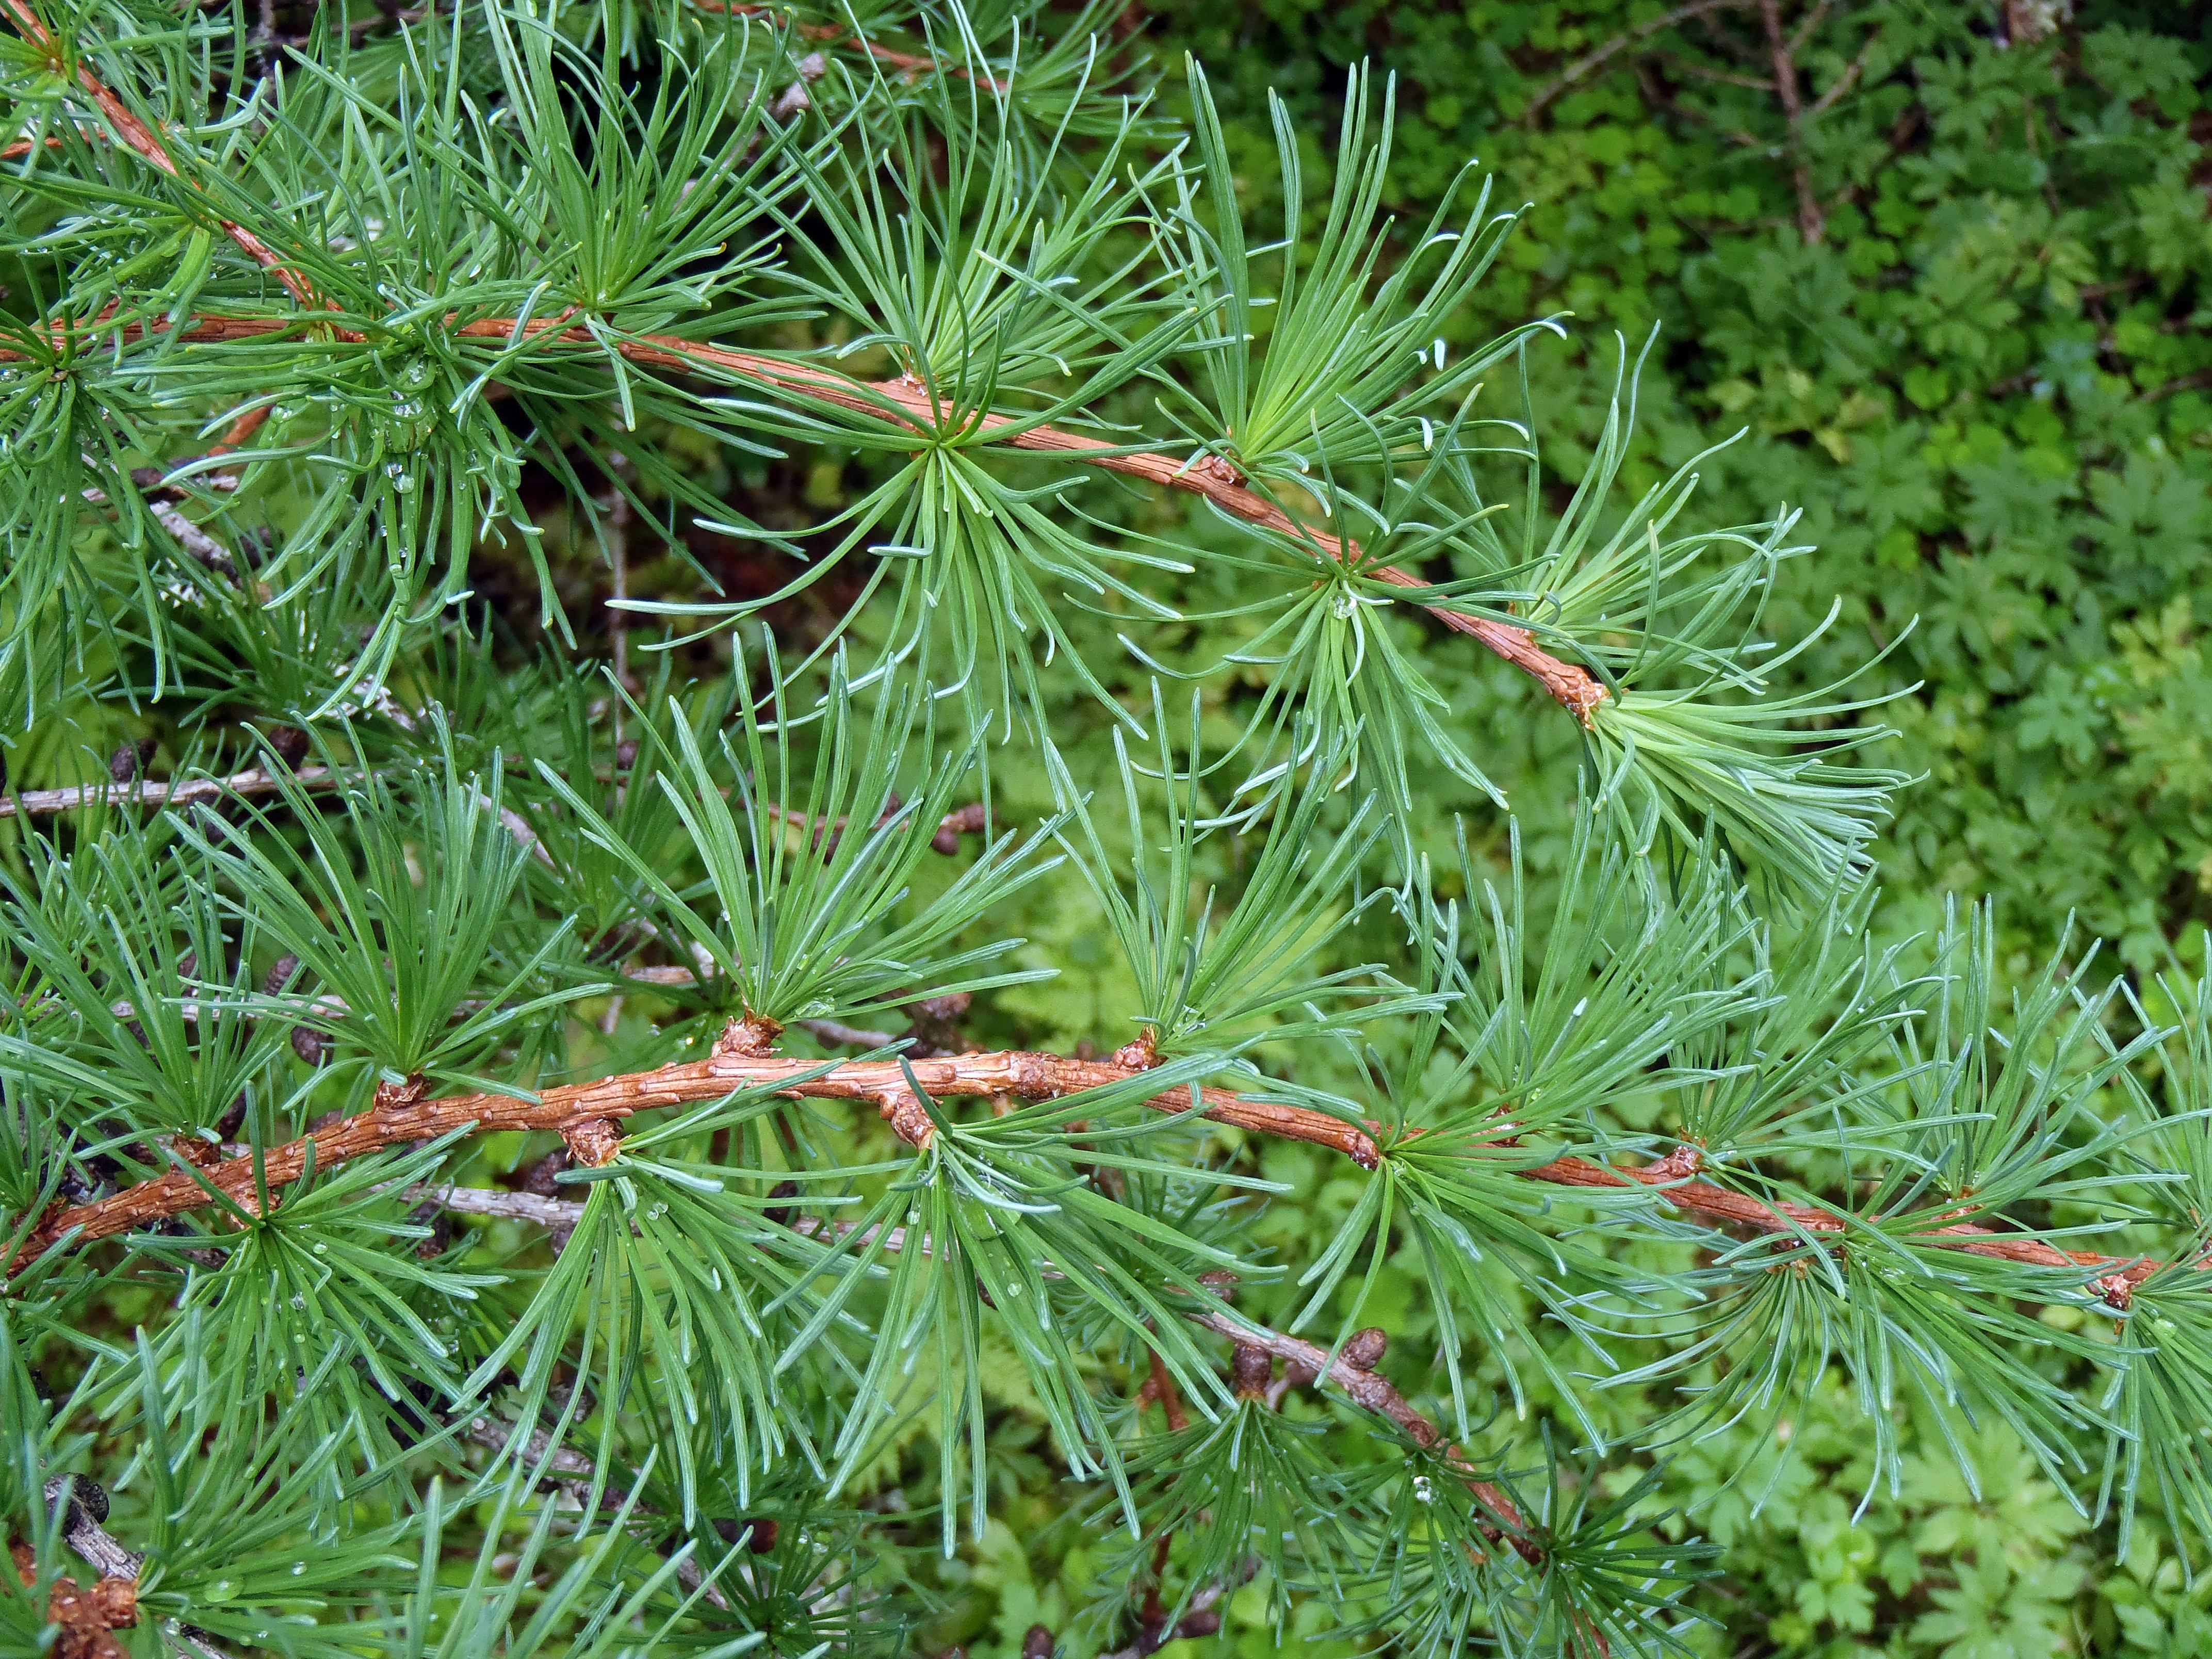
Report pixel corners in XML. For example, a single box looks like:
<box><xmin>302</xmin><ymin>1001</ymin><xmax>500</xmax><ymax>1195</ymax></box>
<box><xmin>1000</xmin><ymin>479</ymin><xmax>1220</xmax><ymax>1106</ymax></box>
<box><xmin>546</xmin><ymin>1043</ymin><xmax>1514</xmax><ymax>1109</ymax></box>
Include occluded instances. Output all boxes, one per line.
<box><xmin>11</xmin><ymin>1544</ymin><xmax>138</xmax><ymax>1657</ymax></box>
<box><xmin>876</xmin><ymin>1087</ymin><xmax>936</xmax><ymax>1150</ymax></box>
<box><xmin>1230</xmin><ymin>1343</ymin><xmax>1272</xmax><ymax>1400</ymax></box>
<box><xmin>561</xmin><ymin>1118</ymin><xmax>623</xmax><ymax>1168</ymax></box>
<box><xmin>1341</xmin><ymin>1327</ymin><xmax>1388</xmax><ymax>1372</ymax></box>
<box><xmin>931</xmin><ymin>801</ymin><xmax>988</xmax><ymax>854</ymax></box>
<box><xmin>372</xmin><ymin>1076</ymin><xmax>431</xmax><ymax>1114</ymax></box>
<box><xmin>713</xmin><ymin>1012</ymin><xmax>782</xmax><ymax>1059</ymax></box>
<box><xmin>1111</xmin><ymin>1029</ymin><xmax>1159</xmax><ymax>1071</ymax></box>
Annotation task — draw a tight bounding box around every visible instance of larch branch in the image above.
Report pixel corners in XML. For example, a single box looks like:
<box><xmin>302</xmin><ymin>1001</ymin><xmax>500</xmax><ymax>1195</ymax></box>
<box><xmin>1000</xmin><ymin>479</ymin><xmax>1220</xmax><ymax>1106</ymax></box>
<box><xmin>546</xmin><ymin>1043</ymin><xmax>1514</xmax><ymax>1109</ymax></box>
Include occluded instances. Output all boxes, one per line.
<box><xmin>0</xmin><ymin>0</ymin><xmax>320</xmax><ymax>306</ymax></box>
<box><xmin>0</xmin><ymin>310</ymin><xmax>1610</xmax><ymax>723</ymax></box>
<box><xmin>5</xmin><ymin>1047</ymin><xmax>1378</xmax><ymax>1271</ymax></box>
<box><xmin>0</xmin><ymin>0</ymin><xmax>1607</xmax><ymax>725</ymax></box>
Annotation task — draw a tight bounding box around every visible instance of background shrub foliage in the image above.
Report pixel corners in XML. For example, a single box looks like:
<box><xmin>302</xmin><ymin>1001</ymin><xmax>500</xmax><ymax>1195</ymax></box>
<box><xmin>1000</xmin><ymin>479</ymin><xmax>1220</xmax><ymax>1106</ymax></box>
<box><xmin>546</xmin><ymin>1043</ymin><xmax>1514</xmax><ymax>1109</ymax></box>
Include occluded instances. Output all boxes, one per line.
<box><xmin>2</xmin><ymin>0</ymin><xmax>2210</xmax><ymax>1656</ymax></box>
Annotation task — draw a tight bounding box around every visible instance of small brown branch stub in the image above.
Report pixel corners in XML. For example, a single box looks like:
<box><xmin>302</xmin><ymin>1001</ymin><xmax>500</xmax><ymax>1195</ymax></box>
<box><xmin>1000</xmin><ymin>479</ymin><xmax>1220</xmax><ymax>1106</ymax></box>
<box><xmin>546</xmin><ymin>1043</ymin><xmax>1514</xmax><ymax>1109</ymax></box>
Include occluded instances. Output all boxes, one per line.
<box><xmin>10</xmin><ymin>1544</ymin><xmax>138</xmax><ymax>1659</ymax></box>
<box><xmin>560</xmin><ymin>1118</ymin><xmax>624</xmax><ymax>1168</ymax></box>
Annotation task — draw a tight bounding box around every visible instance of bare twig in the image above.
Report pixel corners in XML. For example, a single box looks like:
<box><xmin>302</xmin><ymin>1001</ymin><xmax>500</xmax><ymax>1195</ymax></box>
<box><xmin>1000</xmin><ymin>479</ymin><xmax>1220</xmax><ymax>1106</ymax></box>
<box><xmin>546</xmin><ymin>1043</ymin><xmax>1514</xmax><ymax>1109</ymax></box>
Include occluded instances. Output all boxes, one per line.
<box><xmin>1521</xmin><ymin>0</ymin><xmax>1758</xmax><ymax>120</ymax></box>
<box><xmin>147</xmin><ymin>501</ymin><xmax>240</xmax><ymax>576</ymax></box>
<box><xmin>1759</xmin><ymin>0</ymin><xmax>1825</xmax><ymax>243</ymax></box>
<box><xmin>0</xmin><ymin>763</ymin><xmax>341</xmax><ymax>819</ymax></box>
<box><xmin>795</xmin><ymin>1017</ymin><xmax>905</xmax><ymax>1049</ymax></box>
<box><xmin>1784</xmin><ymin>0</ymin><xmax>1831</xmax><ymax>56</ymax></box>
<box><xmin>41</xmin><ymin>1479</ymin><xmax>142</xmax><ymax>1581</ymax></box>
<box><xmin>1652</xmin><ymin>51</ymin><xmax>1772</xmax><ymax>90</ymax></box>
<box><xmin>459</xmin><ymin>1416</ymin><xmax>730</xmax><ymax>1609</ymax></box>
<box><xmin>404</xmin><ymin>1184</ymin><xmax>583</xmax><ymax>1229</ymax></box>
<box><xmin>2143</xmin><ymin>366</ymin><xmax>2212</xmax><ymax>403</ymax></box>
<box><xmin>1186</xmin><ymin>1307</ymin><xmax>1541</xmax><ymax>1563</ymax></box>
<box><xmin>1806</xmin><ymin>27</ymin><xmax>1880</xmax><ymax>118</ymax></box>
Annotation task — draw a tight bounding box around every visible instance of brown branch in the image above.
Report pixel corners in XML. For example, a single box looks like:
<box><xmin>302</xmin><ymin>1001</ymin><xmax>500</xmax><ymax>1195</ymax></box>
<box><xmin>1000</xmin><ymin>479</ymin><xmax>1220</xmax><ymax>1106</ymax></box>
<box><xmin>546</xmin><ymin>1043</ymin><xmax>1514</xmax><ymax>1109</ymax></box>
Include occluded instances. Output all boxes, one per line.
<box><xmin>2143</xmin><ymin>366</ymin><xmax>2212</xmax><ymax>404</ymax></box>
<box><xmin>9</xmin><ymin>998</ymin><xmax>2171</xmax><ymax>1303</ymax></box>
<box><xmin>1521</xmin><ymin>0</ymin><xmax>1759</xmax><ymax>120</ymax></box>
<box><xmin>1140</xmin><ymin>1347</ymin><xmax>1191</xmax><ymax>1432</ymax></box>
<box><xmin>206</xmin><ymin>401</ymin><xmax>271</xmax><ymax>456</ymax></box>
<box><xmin>1651</xmin><ymin>51</ymin><xmax>1773</xmax><ymax>90</ymax></box>
<box><xmin>1806</xmin><ymin>27</ymin><xmax>1880</xmax><ymax>119</ymax></box>
<box><xmin>9</xmin><ymin>1545</ymin><xmax>139</xmax><ymax>1659</ymax></box>
<box><xmin>1520</xmin><ymin>1148</ymin><xmax>2160</xmax><ymax>1304</ymax></box>
<box><xmin>1</xmin><ymin>0</ymin><xmax>1608</xmax><ymax>727</ymax></box>
<box><xmin>0</xmin><ymin>0</ymin><xmax>322</xmax><ymax>307</ymax></box>
<box><xmin>1632</xmin><ymin>58</ymin><xmax>1765</xmax><ymax>148</ymax></box>
<box><xmin>0</xmin><ymin>310</ymin><xmax>1608</xmax><ymax>723</ymax></box>
<box><xmin>1783</xmin><ymin>0</ymin><xmax>1831</xmax><ymax>55</ymax></box>
<box><xmin>6</xmin><ymin>1044</ymin><xmax>1378</xmax><ymax>1270</ymax></box>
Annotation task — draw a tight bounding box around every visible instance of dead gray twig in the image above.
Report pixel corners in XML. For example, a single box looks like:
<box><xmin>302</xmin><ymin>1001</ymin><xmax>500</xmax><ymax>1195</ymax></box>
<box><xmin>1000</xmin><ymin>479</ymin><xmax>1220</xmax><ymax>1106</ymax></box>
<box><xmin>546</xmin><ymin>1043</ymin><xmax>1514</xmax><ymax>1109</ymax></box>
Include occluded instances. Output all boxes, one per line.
<box><xmin>1522</xmin><ymin>0</ymin><xmax>1757</xmax><ymax>120</ymax></box>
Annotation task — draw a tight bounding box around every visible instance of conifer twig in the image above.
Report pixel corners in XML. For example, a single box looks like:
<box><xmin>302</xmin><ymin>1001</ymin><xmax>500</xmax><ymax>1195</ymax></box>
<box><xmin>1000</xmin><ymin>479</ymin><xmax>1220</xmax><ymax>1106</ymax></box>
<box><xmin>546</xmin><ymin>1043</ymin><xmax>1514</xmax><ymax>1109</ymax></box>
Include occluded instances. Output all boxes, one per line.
<box><xmin>454</xmin><ymin>1417</ymin><xmax>732</xmax><ymax>1609</ymax></box>
<box><xmin>0</xmin><ymin>0</ymin><xmax>320</xmax><ymax>306</ymax></box>
<box><xmin>0</xmin><ymin>0</ymin><xmax>1612</xmax><ymax>739</ymax></box>
<box><xmin>0</xmin><ymin>763</ymin><xmax>343</xmax><ymax>819</ymax></box>
<box><xmin>6</xmin><ymin>1046</ymin><xmax>2173</xmax><ymax>1302</ymax></box>
<box><xmin>5</xmin><ymin>1045</ymin><xmax>1381</xmax><ymax>1268</ymax></box>
<box><xmin>0</xmin><ymin>310</ymin><xmax>1610</xmax><ymax>722</ymax></box>
<box><xmin>1186</xmin><ymin>1308</ymin><xmax>1541</xmax><ymax>1563</ymax></box>
<box><xmin>399</xmin><ymin>1187</ymin><xmax>1542</xmax><ymax>1567</ymax></box>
